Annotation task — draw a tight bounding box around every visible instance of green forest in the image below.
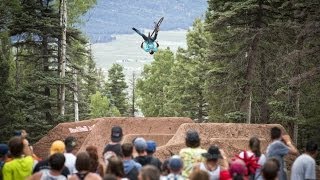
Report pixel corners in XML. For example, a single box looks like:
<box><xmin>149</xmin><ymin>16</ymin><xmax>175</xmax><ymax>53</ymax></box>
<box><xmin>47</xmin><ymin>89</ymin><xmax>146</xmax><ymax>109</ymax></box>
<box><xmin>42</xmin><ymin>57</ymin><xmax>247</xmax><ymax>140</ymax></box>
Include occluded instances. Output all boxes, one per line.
<box><xmin>0</xmin><ymin>0</ymin><xmax>319</xmax><ymax>152</ymax></box>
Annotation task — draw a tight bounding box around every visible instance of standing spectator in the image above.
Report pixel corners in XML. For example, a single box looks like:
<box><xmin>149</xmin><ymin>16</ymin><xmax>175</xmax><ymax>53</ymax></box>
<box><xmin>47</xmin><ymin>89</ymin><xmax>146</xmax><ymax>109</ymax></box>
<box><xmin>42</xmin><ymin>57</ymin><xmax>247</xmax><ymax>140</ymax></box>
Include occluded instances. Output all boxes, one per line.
<box><xmin>68</xmin><ymin>152</ymin><xmax>102</xmax><ymax>180</ymax></box>
<box><xmin>291</xmin><ymin>140</ymin><xmax>318</xmax><ymax>180</ymax></box>
<box><xmin>106</xmin><ymin>156</ymin><xmax>128</xmax><ymax>180</ymax></box>
<box><xmin>33</xmin><ymin>140</ymin><xmax>70</xmax><ymax>178</ymax></box>
<box><xmin>228</xmin><ymin>159</ymin><xmax>247</xmax><ymax>180</ymax></box>
<box><xmin>179</xmin><ymin>130</ymin><xmax>206</xmax><ymax>178</ymax></box>
<box><xmin>239</xmin><ymin>137</ymin><xmax>266</xmax><ymax>180</ymax></box>
<box><xmin>28</xmin><ymin>153</ymin><xmax>66</xmax><ymax>180</ymax></box>
<box><xmin>103</xmin><ymin>126</ymin><xmax>123</xmax><ymax>157</ymax></box>
<box><xmin>14</xmin><ymin>129</ymin><xmax>41</xmax><ymax>163</ymax></box>
<box><xmin>122</xmin><ymin>143</ymin><xmax>141</xmax><ymax>180</ymax></box>
<box><xmin>133</xmin><ymin>138</ymin><xmax>149</xmax><ymax>166</ymax></box>
<box><xmin>86</xmin><ymin>145</ymin><xmax>104</xmax><ymax>177</ymax></box>
<box><xmin>2</xmin><ymin>137</ymin><xmax>33</xmax><ymax>180</ymax></box>
<box><xmin>266</xmin><ymin>127</ymin><xmax>298</xmax><ymax>180</ymax></box>
<box><xmin>262</xmin><ymin>158</ymin><xmax>280</xmax><ymax>180</ymax></box>
<box><xmin>160</xmin><ymin>159</ymin><xmax>170</xmax><ymax>177</ymax></box>
<box><xmin>64</xmin><ymin>136</ymin><xmax>77</xmax><ymax>174</ymax></box>
<box><xmin>196</xmin><ymin>145</ymin><xmax>222</xmax><ymax>180</ymax></box>
<box><xmin>0</xmin><ymin>144</ymin><xmax>9</xmax><ymax>180</ymax></box>
<box><xmin>161</xmin><ymin>155</ymin><xmax>184</xmax><ymax>180</ymax></box>
<box><xmin>133</xmin><ymin>138</ymin><xmax>161</xmax><ymax>170</ymax></box>
<box><xmin>138</xmin><ymin>165</ymin><xmax>160</xmax><ymax>180</ymax></box>
<box><xmin>146</xmin><ymin>140</ymin><xmax>162</xmax><ymax>170</ymax></box>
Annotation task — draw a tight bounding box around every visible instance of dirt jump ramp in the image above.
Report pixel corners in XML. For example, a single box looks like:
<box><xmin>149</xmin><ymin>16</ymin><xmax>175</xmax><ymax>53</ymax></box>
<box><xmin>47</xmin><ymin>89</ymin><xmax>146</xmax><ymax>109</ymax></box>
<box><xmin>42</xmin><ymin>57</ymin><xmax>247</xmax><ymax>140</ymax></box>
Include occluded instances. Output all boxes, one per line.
<box><xmin>33</xmin><ymin>117</ymin><xmax>193</xmax><ymax>159</ymax></box>
<box><xmin>34</xmin><ymin>118</ymin><xmax>293</xmax><ymax>163</ymax></box>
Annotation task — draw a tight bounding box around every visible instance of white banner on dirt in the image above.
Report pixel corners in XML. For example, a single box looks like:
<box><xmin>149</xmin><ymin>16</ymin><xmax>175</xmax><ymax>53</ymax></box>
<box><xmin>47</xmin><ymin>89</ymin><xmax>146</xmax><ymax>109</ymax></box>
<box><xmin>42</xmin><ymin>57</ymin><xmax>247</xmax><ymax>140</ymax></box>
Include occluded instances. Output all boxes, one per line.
<box><xmin>69</xmin><ymin>125</ymin><xmax>95</xmax><ymax>133</ymax></box>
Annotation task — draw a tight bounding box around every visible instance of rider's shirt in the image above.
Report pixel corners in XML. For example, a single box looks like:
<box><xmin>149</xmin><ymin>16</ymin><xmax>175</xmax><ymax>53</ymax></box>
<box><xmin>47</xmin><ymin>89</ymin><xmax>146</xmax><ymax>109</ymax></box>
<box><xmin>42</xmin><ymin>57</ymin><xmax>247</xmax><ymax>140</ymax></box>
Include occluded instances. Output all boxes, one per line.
<box><xmin>142</xmin><ymin>41</ymin><xmax>158</xmax><ymax>53</ymax></box>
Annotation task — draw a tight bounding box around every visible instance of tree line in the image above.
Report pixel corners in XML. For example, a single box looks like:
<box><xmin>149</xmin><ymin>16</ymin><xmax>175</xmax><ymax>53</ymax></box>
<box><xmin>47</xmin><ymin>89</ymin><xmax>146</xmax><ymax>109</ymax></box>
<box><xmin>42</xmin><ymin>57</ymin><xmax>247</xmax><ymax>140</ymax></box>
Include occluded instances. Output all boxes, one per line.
<box><xmin>0</xmin><ymin>0</ymin><xmax>129</xmax><ymax>143</ymax></box>
<box><xmin>135</xmin><ymin>0</ymin><xmax>320</xmax><ymax>150</ymax></box>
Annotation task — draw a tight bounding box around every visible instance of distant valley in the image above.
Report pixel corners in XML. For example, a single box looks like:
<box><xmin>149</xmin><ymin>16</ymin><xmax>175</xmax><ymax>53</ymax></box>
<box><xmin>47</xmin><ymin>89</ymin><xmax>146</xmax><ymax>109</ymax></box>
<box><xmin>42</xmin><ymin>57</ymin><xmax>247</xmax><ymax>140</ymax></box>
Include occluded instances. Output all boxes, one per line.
<box><xmin>81</xmin><ymin>0</ymin><xmax>207</xmax><ymax>43</ymax></box>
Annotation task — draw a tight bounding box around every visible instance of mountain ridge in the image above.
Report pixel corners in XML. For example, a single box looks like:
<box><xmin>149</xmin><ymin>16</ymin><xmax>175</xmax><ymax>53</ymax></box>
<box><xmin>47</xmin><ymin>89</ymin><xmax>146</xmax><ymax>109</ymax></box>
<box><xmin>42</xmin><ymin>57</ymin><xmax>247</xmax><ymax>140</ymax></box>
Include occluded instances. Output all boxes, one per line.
<box><xmin>80</xmin><ymin>0</ymin><xmax>207</xmax><ymax>43</ymax></box>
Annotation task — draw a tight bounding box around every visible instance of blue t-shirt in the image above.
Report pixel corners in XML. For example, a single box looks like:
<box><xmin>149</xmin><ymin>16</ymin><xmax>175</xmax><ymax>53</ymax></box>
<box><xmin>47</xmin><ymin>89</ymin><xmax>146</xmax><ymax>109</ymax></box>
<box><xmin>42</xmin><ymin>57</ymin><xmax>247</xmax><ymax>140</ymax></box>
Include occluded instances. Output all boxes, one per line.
<box><xmin>142</xmin><ymin>41</ymin><xmax>158</xmax><ymax>53</ymax></box>
<box><xmin>266</xmin><ymin>140</ymin><xmax>289</xmax><ymax>180</ymax></box>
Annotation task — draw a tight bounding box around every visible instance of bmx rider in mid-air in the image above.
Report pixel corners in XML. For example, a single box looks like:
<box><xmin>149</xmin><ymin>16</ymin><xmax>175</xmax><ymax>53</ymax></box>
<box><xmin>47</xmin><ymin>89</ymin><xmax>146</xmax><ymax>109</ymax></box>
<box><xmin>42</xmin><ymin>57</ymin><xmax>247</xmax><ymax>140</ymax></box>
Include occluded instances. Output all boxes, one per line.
<box><xmin>132</xmin><ymin>27</ymin><xmax>159</xmax><ymax>55</ymax></box>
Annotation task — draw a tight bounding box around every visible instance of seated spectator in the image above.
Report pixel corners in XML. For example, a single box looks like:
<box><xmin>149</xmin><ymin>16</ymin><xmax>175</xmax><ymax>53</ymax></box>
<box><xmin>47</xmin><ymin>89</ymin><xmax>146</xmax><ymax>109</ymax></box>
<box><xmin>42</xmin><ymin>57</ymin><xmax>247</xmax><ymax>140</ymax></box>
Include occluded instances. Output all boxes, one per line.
<box><xmin>28</xmin><ymin>153</ymin><xmax>66</xmax><ymax>180</ymax></box>
<box><xmin>122</xmin><ymin>143</ymin><xmax>142</xmax><ymax>180</ymax></box>
<box><xmin>86</xmin><ymin>145</ymin><xmax>104</xmax><ymax>177</ymax></box>
<box><xmin>262</xmin><ymin>158</ymin><xmax>280</xmax><ymax>180</ymax></box>
<box><xmin>33</xmin><ymin>140</ymin><xmax>70</xmax><ymax>178</ymax></box>
<box><xmin>189</xmin><ymin>169</ymin><xmax>210</xmax><ymax>180</ymax></box>
<box><xmin>0</xmin><ymin>144</ymin><xmax>9</xmax><ymax>180</ymax></box>
<box><xmin>266</xmin><ymin>127</ymin><xmax>298</xmax><ymax>180</ymax></box>
<box><xmin>196</xmin><ymin>145</ymin><xmax>222</xmax><ymax>180</ymax></box>
<box><xmin>2</xmin><ymin>137</ymin><xmax>34</xmax><ymax>180</ymax></box>
<box><xmin>161</xmin><ymin>155</ymin><xmax>184</xmax><ymax>180</ymax></box>
<box><xmin>68</xmin><ymin>152</ymin><xmax>102</xmax><ymax>180</ymax></box>
<box><xmin>239</xmin><ymin>137</ymin><xmax>266</xmax><ymax>180</ymax></box>
<box><xmin>291</xmin><ymin>140</ymin><xmax>318</xmax><ymax>180</ymax></box>
<box><xmin>146</xmin><ymin>140</ymin><xmax>162</xmax><ymax>170</ymax></box>
<box><xmin>106</xmin><ymin>156</ymin><xmax>128</xmax><ymax>180</ymax></box>
<box><xmin>64</xmin><ymin>136</ymin><xmax>77</xmax><ymax>174</ymax></box>
<box><xmin>179</xmin><ymin>130</ymin><xmax>206</xmax><ymax>178</ymax></box>
<box><xmin>103</xmin><ymin>126</ymin><xmax>123</xmax><ymax>158</ymax></box>
<box><xmin>138</xmin><ymin>165</ymin><xmax>160</xmax><ymax>180</ymax></box>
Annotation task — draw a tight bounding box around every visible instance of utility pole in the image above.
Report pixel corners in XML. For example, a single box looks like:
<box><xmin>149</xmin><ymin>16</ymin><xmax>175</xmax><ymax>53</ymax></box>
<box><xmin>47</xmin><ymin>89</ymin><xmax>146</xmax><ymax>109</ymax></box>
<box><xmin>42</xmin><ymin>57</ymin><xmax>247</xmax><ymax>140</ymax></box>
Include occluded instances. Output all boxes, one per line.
<box><xmin>59</xmin><ymin>0</ymin><xmax>67</xmax><ymax>116</ymax></box>
<box><xmin>73</xmin><ymin>68</ymin><xmax>79</xmax><ymax>121</ymax></box>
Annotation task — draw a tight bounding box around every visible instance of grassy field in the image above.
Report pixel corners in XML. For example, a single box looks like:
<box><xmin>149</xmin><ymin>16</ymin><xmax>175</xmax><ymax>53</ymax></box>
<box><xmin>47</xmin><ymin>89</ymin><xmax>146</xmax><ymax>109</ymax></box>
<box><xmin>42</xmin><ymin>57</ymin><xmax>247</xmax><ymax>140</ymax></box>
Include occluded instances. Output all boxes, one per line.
<box><xmin>91</xmin><ymin>29</ymin><xmax>187</xmax><ymax>79</ymax></box>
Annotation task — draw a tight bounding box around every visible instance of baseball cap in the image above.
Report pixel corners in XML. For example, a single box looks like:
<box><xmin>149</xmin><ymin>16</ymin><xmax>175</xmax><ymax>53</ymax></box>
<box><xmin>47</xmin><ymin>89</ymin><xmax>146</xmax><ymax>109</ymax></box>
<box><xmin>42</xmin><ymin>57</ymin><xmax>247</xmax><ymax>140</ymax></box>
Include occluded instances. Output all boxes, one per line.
<box><xmin>168</xmin><ymin>155</ymin><xmax>183</xmax><ymax>171</ymax></box>
<box><xmin>0</xmin><ymin>144</ymin><xmax>9</xmax><ymax>157</ymax></box>
<box><xmin>50</xmin><ymin>140</ymin><xmax>65</xmax><ymax>155</ymax></box>
<box><xmin>111</xmin><ymin>126</ymin><xmax>123</xmax><ymax>142</ymax></box>
<box><xmin>134</xmin><ymin>137</ymin><xmax>147</xmax><ymax>151</ymax></box>
<box><xmin>146</xmin><ymin>140</ymin><xmax>157</xmax><ymax>153</ymax></box>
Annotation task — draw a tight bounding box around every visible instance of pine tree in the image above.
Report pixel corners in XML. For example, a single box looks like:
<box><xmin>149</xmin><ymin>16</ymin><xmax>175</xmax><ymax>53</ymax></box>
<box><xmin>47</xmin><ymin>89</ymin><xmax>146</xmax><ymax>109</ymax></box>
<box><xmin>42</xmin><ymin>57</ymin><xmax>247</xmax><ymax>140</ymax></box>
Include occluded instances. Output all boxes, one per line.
<box><xmin>105</xmin><ymin>64</ymin><xmax>128</xmax><ymax>116</ymax></box>
<box><xmin>136</xmin><ymin>49</ymin><xmax>175</xmax><ymax>116</ymax></box>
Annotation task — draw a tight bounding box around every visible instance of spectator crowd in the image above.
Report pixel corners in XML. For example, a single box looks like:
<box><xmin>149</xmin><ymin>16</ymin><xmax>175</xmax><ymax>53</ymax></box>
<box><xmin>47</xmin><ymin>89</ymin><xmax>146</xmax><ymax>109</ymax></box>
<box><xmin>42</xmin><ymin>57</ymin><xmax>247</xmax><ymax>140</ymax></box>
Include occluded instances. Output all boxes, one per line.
<box><xmin>0</xmin><ymin>126</ymin><xmax>318</xmax><ymax>180</ymax></box>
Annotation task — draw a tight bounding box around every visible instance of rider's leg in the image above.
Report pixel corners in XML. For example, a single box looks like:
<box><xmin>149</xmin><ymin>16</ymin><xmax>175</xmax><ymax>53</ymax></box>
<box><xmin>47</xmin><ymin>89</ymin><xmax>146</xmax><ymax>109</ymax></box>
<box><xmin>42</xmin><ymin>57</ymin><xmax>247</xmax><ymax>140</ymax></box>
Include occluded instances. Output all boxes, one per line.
<box><xmin>151</xmin><ymin>32</ymin><xmax>158</xmax><ymax>41</ymax></box>
<box><xmin>132</xmin><ymin>27</ymin><xmax>148</xmax><ymax>41</ymax></box>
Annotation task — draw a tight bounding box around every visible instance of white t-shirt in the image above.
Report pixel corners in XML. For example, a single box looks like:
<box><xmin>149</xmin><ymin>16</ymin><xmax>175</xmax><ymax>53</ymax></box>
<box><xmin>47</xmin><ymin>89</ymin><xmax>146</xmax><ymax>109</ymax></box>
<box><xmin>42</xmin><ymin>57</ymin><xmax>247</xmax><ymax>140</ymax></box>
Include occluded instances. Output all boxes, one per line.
<box><xmin>291</xmin><ymin>154</ymin><xmax>316</xmax><ymax>180</ymax></box>
<box><xmin>199</xmin><ymin>162</ymin><xmax>220</xmax><ymax>180</ymax></box>
<box><xmin>40</xmin><ymin>169</ymin><xmax>67</xmax><ymax>180</ymax></box>
<box><xmin>64</xmin><ymin>153</ymin><xmax>77</xmax><ymax>174</ymax></box>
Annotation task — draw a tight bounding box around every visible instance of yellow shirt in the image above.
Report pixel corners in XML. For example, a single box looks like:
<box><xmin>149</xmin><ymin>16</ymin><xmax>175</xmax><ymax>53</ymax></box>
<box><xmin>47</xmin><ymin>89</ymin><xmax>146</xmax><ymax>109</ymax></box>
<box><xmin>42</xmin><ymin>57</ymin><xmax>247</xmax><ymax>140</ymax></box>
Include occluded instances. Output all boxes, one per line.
<box><xmin>179</xmin><ymin>147</ymin><xmax>206</xmax><ymax>178</ymax></box>
<box><xmin>2</xmin><ymin>156</ymin><xmax>33</xmax><ymax>180</ymax></box>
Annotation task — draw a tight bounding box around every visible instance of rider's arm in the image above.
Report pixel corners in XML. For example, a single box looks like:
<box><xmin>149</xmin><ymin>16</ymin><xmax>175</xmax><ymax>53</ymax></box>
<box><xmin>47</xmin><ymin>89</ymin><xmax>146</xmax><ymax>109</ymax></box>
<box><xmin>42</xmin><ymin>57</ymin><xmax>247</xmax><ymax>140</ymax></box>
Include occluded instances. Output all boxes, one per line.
<box><xmin>140</xmin><ymin>42</ymin><xmax>144</xmax><ymax>48</ymax></box>
<box><xmin>156</xmin><ymin>42</ymin><xmax>159</xmax><ymax>47</ymax></box>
